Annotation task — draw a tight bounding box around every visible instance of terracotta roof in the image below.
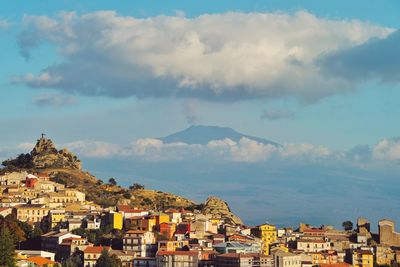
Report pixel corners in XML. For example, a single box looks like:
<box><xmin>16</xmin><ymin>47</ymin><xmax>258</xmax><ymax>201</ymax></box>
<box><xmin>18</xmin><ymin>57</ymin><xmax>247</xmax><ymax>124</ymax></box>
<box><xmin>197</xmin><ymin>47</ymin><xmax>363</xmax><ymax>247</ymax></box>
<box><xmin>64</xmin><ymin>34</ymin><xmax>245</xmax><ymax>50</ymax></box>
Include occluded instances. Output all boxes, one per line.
<box><xmin>157</xmin><ymin>251</ymin><xmax>198</xmax><ymax>256</ymax></box>
<box><xmin>84</xmin><ymin>246</ymin><xmax>110</xmax><ymax>253</ymax></box>
<box><xmin>27</xmin><ymin>256</ymin><xmax>56</xmax><ymax>266</ymax></box>
<box><xmin>117</xmin><ymin>205</ymin><xmax>146</xmax><ymax>213</ymax></box>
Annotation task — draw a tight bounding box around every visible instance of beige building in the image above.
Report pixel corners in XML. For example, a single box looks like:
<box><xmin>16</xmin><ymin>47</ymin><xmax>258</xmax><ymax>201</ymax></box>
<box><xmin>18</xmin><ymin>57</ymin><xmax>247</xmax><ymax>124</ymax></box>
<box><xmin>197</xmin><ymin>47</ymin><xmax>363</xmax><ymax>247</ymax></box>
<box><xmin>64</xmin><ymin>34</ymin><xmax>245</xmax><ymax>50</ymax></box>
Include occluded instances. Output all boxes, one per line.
<box><xmin>156</xmin><ymin>251</ymin><xmax>199</xmax><ymax>267</ymax></box>
<box><xmin>84</xmin><ymin>246</ymin><xmax>111</xmax><ymax>267</ymax></box>
<box><xmin>123</xmin><ymin>230</ymin><xmax>157</xmax><ymax>257</ymax></box>
<box><xmin>273</xmin><ymin>250</ymin><xmax>302</xmax><ymax>267</ymax></box>
<box><xmin>296</xmin><ymin>239</ymin><xmax>331</xmax><ymax>253</ymax></box>
<box><xmin>379</xmin><ymin>219</ymin><xmax>400</xmax><ymax>247</ymax></box>
<box><xmin>14</xmin><ymin>204</ymin><xmax>49</xmax><ymax>223</ymax></box>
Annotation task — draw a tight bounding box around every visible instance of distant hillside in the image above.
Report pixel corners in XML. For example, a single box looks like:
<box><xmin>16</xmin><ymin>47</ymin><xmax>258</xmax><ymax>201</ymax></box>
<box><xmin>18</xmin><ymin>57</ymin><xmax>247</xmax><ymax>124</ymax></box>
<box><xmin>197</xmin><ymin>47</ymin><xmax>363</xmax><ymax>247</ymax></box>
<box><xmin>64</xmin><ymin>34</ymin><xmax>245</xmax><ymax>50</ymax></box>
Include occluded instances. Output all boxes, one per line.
<box><xmin>160</xmin><ymin>125</ymin><xmax>279</xmax><ymax>145</ymax></box>
<box><xmin>0</xmin><ymin>136</ymin><xmax>244</xmax><ymax>225</ymax></box>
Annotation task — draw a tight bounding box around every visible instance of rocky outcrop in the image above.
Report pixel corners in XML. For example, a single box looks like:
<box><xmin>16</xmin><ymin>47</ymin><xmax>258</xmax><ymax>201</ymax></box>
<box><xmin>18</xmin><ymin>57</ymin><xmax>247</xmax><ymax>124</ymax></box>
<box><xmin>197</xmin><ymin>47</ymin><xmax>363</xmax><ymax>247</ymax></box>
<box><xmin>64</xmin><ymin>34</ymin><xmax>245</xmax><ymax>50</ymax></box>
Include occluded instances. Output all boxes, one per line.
<box><xmin>202</xmin><ymin>196</ymin><xmax>243</xmax><ymax>225</ymax></box>
<box><xmin>31</xmin><ymin>137</ymin><xmax>81</xmax><ymax>170</ymax></box>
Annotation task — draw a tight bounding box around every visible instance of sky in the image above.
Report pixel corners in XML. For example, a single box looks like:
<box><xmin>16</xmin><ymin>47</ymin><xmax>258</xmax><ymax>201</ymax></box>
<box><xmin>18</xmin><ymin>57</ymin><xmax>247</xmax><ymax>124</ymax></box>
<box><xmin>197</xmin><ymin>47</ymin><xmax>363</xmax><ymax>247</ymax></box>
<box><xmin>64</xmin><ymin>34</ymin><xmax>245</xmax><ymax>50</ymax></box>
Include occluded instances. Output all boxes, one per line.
<box><xmin>1</xmin><ymin>1</ymin><xmax>400</xmax><ymax>228</ymax></box>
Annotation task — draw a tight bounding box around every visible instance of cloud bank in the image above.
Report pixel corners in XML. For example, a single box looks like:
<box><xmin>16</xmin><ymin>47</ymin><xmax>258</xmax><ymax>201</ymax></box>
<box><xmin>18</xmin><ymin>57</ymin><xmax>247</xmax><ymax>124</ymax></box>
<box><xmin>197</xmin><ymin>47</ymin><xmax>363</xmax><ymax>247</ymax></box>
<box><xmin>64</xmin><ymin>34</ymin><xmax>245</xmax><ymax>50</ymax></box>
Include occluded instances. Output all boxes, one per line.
<box><xmin>33</xmin><ymin>92</ymin><xmax>77</xmax><ymax>107</ymax></box>
<box><xmin>15</xmin><ymin>11</ymin><xmax>394</xmax><ymax>102</ymax></box>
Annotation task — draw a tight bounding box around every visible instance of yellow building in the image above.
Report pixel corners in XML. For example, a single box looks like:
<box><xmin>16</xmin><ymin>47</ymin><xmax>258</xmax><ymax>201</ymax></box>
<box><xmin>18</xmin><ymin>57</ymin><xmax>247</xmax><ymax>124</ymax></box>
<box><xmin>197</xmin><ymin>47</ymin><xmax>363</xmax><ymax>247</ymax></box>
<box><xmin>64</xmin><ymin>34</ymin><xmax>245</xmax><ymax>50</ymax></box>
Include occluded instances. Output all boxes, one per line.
<box><xmin>158</xmin><ymin>240</ymin><xmax>189</xmax><ymax>252</ymax></box>
<box><xmin>49</xmin><ymin>210</ymin><xmax>66</xmax><ymax>228</ymax></box>
<box><xmin>251</xmin><ymin>223</ymin><xmax>277</xmax><ymax>255</ymax></box>
<box><xmin>111</xmin><ymin>212</ymin><xmax>123</xmax><ymax>230</ymax></box>
<box><xmin>352</xmin><ymin>249</ymin><xmax>373</xmax><ymax>267</ymax></box>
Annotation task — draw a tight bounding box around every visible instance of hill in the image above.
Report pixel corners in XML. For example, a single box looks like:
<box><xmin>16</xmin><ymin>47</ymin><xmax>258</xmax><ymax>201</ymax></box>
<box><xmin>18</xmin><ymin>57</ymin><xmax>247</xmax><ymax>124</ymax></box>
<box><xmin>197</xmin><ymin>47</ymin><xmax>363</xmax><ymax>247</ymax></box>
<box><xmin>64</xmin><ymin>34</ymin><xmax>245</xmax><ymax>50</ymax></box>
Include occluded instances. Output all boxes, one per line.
<box><xmin>1</xmin><ymin>136</ymin><xmax>243</xmax><ymax>225</ymax></box>
<box><xmin>159</xmin><ymin>125</ymin><xmax>278</xmax><ymax>145</ymax></box>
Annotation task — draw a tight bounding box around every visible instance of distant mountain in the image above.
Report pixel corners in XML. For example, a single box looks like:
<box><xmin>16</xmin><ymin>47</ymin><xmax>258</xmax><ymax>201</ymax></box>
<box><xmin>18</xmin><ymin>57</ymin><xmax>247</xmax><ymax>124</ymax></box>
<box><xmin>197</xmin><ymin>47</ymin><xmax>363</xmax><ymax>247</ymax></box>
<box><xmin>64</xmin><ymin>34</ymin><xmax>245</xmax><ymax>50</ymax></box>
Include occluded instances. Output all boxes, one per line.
<box><xmin>159</xmin><ymin>125</ymin><xmax>279</xmax><ymax>146</ymax></box>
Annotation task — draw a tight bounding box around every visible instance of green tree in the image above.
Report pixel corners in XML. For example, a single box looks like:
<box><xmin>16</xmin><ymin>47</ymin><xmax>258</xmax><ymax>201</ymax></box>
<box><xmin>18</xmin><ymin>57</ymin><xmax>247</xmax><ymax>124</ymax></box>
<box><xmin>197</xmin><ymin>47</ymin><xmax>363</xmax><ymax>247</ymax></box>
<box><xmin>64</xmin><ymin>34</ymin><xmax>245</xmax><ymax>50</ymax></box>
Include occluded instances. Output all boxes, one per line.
<box><xmin>108</xmin><ymin>178</ymin><xmax>117</xmax><ymax>186</ymax></box>
<box><xmin>0</xmin><ymin>225</ymin><xmax>16</xmax><ymax>267</ymax></box>
<box><xmin>123</xmin><ymin>192</ymin><xmax>132</xmax><ymax>199</ymax></box>
<box><xmin>62</xmin><ymin>248</ymin><xmax>83</xmax><ymax>267</ymax></box>
<box><xmin>342</xmin><ymin>220</ymin><xmax>353</xmax><ymax>231</ymax></box>
<box><xmin>95</xmin><ymin>249</ymin><xmax>118</xmax><ymax>267</ymax></box>
<box><xmin>129</xmin><ymin>183</ymin><xmax>144</xmax><ymax>190</ymax></box>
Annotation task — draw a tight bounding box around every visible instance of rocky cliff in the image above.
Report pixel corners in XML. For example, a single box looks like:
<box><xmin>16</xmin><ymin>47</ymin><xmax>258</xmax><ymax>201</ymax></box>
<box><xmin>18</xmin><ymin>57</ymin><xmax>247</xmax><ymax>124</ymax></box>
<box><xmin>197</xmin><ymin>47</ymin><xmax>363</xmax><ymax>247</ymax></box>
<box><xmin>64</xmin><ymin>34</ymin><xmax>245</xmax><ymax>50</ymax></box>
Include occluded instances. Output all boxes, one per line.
<box><xmin>31</xmin><ymin>137</ymin><xmax>82</xmax><ymax>170</ymax></box>
<box><xmin>202</xmin><ymin>196</ymin><xmax>243</xmax><ymax>225</ymax></box>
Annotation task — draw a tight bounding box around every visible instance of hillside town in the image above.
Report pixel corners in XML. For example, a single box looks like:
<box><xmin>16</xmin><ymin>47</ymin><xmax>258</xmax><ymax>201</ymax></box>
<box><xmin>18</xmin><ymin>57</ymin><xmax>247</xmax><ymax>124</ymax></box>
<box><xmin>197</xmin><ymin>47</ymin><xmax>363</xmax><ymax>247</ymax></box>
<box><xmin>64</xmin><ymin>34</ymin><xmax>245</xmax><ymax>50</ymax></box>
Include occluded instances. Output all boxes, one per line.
<box><xmin>0</xmin><ymin>136</ymin><xmax>398</xmax><ymax>267</ymax></box>
<box><xmin>1</xmin><ymin>169</ymin><xmax>400</xmax><ymax>267</ymax></box>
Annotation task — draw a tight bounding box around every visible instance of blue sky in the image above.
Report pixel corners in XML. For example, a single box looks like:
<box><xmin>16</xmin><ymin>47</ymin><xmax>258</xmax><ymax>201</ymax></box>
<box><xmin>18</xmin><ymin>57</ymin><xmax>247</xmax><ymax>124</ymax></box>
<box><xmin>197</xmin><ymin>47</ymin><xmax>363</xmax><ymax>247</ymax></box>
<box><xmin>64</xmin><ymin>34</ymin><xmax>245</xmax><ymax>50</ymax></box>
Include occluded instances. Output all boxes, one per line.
<box><xmin>1</xmin><ymin>1</ymin><xmax>400</xmax><ymax>227</ymax></box>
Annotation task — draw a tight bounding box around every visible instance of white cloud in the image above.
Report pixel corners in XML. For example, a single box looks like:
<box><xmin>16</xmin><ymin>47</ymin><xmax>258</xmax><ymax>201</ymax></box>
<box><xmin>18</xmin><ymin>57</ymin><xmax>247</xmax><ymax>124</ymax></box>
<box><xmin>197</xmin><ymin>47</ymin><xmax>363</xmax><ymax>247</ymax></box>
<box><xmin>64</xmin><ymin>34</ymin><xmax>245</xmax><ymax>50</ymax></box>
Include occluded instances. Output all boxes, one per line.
<box><xmin>372</xmin><ymin>138</ymin><xmax>400</xmax><ymax>161</ymax></box>
<box><xmin>15</xmin><ymin>11</ymin><xmax>392</xmax><ymax>102</ymax></box>
<box><xmin>13</xmin><ymin>72</ymin><xmax>63</xmax><ymax>87</ymax></box>
<box><xmin>63</xmin><ymin>136</ymin><xmax>331</xmax><ymax>163</ymax></box>
<box><xmin>65</xmin><ymin>141</ymin><xmax>122</xmax><ymax>158</ymax></box>
<box><xmin>279</xmin><ymin>143</ymin><xmax>330</xmax><ymax>158</ymax></box>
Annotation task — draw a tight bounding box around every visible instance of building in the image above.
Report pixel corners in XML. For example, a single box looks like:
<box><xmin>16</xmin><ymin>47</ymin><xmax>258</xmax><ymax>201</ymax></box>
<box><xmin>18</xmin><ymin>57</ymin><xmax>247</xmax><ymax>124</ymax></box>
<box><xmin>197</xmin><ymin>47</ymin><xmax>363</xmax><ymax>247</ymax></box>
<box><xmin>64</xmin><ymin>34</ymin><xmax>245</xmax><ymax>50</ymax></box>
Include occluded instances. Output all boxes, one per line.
<box><xmin>48</xmin><ymin>209</ymin><xmax>66</xmax><ymax>229</ymax></box>
<box><xmin>110</xmin><ymin>211</ymin><xmax>123</xmax><ymax>230</ymax></box>
<box><xmin>156</xmin><ymin>251</ymin><xmax>199</xmax><ymax>267</ymax></box>
<box><xmin>379</xmin><ymin>219</ymin><xmax>400</xmax><ymax>247</ymax></box>
<box><xmin>41</xmin><ymin>231</ymin><xmax>81</xmax><ymax>260</ymax></box>
<box><xmin>14</xmin><ymin>204</ymin><xmax>49</xmax><ymax>224</ymax></box>
<box><xmin>110</xmin><ymin>250</ymin><xmax>136</xmax><ymax>267</ymax></box>
<box><xmin>352</xmin><ymin>248</ymin><xmax>374</xmax><ymax>267</ymax></box>
<box><xmin>375</xmin><ymin>244</ymin><xmax>395</xmax><ymax>266</ymax></box>
<box><xmin>116</xmin><ymin>205</ymin><xmax>149</xmax><ymax>219</ymax></box>
<box><xmin>83</xmin><ymin>246</ymin><xmax>111</xmax><ymax>267</ymax></box>
<box><xmin>251</xmin><ymin>224</ymin><xmax>277</xmax><ymax>255</ymax></box>
<box><xmin>296</xmin><ymin>239</ymin><xmax>331</xmax><ymax>253</ymax></box>
<box><xmin>132</xmin><ymin>257</ymin><xmax>156</xmax><ymax>267</ymax></box>
<box><xmin>309</xmin><ymin>251</ymin><xmax>338</xmax><ymax>265</ymax></box>
<box><xmin>273</xmin><ymin>250</ymin><xmax>302</xmax><ymax>267</ymax></box>
<box><xmin>123</xmin><ymin>230</ymin><xmax>157</xmax><ymax>257</ymax></box>
<box><xmin>214</xmin><ymin>242</ymin><xmax>262</xmax><ymax>254</ymax></box>
<box><xmin>158</xmin><ymin>222</ymin><xmax>177</xmax><ymax>240</ymax></box>
<box><xmin>215</xmin><ymin>253</ymin><xmax>274</xmax><ymax>267</ymax></box>
<box><xmin>158</xmin><ymin>240</ymin><xmax>190</xmax><ymax>252</ymax></box>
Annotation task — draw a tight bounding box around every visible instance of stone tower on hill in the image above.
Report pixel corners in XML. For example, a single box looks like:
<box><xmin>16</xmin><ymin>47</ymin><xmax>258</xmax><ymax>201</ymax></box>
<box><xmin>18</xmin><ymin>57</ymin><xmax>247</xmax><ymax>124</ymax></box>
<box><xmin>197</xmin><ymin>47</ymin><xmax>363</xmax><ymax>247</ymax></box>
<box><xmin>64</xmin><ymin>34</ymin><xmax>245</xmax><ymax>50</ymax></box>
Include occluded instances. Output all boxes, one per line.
<box><xmin>30</xmin><ymin>135</ymin><xmax>82</xmax><ymax>170</ymax></box>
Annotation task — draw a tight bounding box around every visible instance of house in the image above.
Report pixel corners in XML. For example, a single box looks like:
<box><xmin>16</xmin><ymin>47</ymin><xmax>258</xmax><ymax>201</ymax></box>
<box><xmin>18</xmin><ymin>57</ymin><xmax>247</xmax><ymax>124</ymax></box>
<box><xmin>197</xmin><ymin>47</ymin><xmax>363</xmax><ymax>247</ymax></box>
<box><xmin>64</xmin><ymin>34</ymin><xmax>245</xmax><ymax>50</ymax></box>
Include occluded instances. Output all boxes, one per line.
<box><xmin>273</xmin><ymin>250</ymin><xmax>302</xmax><ymax>267</ymax></box>
<box><xmin>26</xmin><ymin>256</ymin><xmax>58</xmax><ymax>267</ymax></box>
<box><xmin>352</xmin><ymin>248</ymin><xmax>374</xmax><ymax>267</ymax></box>
<box><xmin>123</xmin><ymin>230</ymin><xmax>157</xmax><ymax>257</ymax></box>
<box><xmin>164</xmin><ymin>208</ymin><xmax>183</xmax><ymax>223</ymax></box>
<box><xmin>109</xmin><ymin>211</ymin><xmax>123</xmax><ymax>230</ymax></box>
<box><xmin>213</xmin><ymin>242</ymin><xmax>262</xmax><ymax>254</ymax></box>
<box><xmin>251</xmin><ymin>224</ymin><xmax>277</xmax><ymax>255</ymax></box>
<box><xmin>83</xmin><ymin>246</ymin><xmax>111</xmax><ymax>267</ymax></box>
<box><xmin>48</xmin><ymin>209</ymin><xmax>67</xmax><ymax>229</ymax></box>
<box><xmin>58</xmin><ymin>237</ymin><xmax>91</xmax><ymax>261</ymax></box>
<box><xmin>215</xmin><ymin>253</ymin><xmax>274</xmax><ymax>267</ymax></box>
<box><xmin>110</xmin><ymin>250</ymin><xmax>136</xmax><ymax>267</ymax></box>
<box><xmin>156</xmin><ymin>251</ymin><xmax>199</xmax><ymax>267</ymax></box>
<box><xmin>0</xmin><ymin>207</ymin><xmax>12</xmax><ymax>217</ymax></box>
<box><xmin>158</xmin><ymin>222</ymin><xmax>177</xmax><ymax>240</ymax></box>
<box><xmin>16</xmin><ymin>250</ymin><xmax>56</xmax><ymax>261</ymax></box>
<box><xmin>158</xmin><ymin>240</ymin><xmax>190</xmax><ymax>252</ymax></box>
<box><xmin>117</xmin><ymin>205</ymin><xmax>149</xmax><ymax>219</ymax></box>
<box><xmin>41</xmin><ymin>231</ymin><xmax>82</xmax><ymax>260</ymax></box>
<box><xmin>132</xmin><ymin>257</ymin><xmax>156</xmax><ymax>267</ymax></box>
<box><xmin>14</xmin><ymin>204</ymin><xmax>49</xmax><ymax>224</ymax></box>
<box><xmin>296</xmin><ymin>239</ymin><xmax>331</xmax><ymax>253</ymax></box>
